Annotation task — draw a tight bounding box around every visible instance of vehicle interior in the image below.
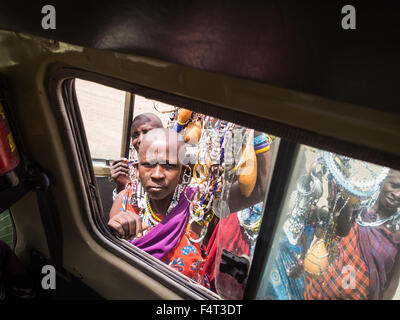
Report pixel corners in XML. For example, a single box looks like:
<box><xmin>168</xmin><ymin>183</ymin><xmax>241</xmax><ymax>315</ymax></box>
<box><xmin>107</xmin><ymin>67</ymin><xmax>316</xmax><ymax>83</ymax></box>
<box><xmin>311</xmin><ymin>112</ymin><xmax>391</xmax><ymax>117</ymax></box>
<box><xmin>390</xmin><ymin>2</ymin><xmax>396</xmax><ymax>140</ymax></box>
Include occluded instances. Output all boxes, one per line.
<box><xmin>0</xmin><ymin>1</ymin><xmax>399</xmax><ymax>300</ymax></box>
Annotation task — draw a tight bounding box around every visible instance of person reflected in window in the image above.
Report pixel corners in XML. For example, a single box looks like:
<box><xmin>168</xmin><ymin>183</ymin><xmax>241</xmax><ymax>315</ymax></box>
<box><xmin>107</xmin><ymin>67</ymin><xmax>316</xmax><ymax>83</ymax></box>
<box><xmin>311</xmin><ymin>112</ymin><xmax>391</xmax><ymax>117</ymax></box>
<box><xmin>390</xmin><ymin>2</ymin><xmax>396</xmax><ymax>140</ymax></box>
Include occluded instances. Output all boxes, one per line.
<box><xmin>109</xmin><ymin>113</ymin><xmax>163</xmax><ymax>195</ymax></box>
<box><xmin>304</xmin><ymin>169</ymin><xmax>400</xmax><ymax>300</ymax></box>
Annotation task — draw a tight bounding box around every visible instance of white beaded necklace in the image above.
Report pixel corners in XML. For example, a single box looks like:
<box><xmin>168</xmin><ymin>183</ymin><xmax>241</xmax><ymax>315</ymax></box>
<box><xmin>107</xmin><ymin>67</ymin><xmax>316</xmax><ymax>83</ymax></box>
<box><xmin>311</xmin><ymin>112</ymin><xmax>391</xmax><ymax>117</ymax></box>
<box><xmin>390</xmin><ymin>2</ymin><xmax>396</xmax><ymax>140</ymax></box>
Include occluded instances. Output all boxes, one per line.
<box><xmin>356</xmin><ymin>209</ymin><xmax>400</xmax><ymax>228</ymax></box>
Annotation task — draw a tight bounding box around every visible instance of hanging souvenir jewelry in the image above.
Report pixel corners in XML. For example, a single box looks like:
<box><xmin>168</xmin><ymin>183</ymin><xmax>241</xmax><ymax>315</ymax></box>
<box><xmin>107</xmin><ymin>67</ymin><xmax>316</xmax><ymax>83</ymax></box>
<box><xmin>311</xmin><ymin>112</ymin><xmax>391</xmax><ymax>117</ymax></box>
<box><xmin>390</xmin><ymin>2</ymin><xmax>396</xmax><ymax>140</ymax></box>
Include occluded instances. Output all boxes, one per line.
<box><xmin>169</xmin><ymin>108</ymin><xmax>265</xmax><ymax>243</ymax></box>
<box><xmin>213</xmin><ymin>124</ymin><xmax>247</xmax><ymax>218</ymax></box>
<box><xmin>126</xmin><ymin>160</ymin><xmax>142</xmax><ymax>208</ymax></box>
<box><xmin>303</xmin><ymin>182</ymin><xmax>346</xmax><ymax>277</ymax></box>
<box><xmin>169</xmin><ymin>109</ymin><xmax>214</xmax><ymax>242</ymax></box>
<box><xmin>322</xmin><ymin>152</ymin><xmax>388</xmax><ymax>270</ymax></box>
<box><xmin>237</xmin><ymin>202</ymin><xmax>264</xmax><ymax>253</ymax></box>
<box><xmin>283</xmin><ymin>170</ymin><xmax>324</xmax><ymax>246</ymax></box>
<box><xmin>322</xmin><ymin>151</ymin><xmax>389</xmax><ymax>199</ymax></box>
<box><xmin>301</xmin><ymin>154</ymin><xmax>351</xmax><ymax>277</ymax></box>
<box><xmin>179</xmin><ymin>112</ymin><xmax>236</xmax><ymax>241</ymax></box>
<box><xmin>293</xmin><ymin>152</ymin><xmax>390</xmax><ymax>278</ymax></box>
<box><xmin>284</xmin><ymin>157</ymin><xmax>327</xmax><ymax>278</ymax></box>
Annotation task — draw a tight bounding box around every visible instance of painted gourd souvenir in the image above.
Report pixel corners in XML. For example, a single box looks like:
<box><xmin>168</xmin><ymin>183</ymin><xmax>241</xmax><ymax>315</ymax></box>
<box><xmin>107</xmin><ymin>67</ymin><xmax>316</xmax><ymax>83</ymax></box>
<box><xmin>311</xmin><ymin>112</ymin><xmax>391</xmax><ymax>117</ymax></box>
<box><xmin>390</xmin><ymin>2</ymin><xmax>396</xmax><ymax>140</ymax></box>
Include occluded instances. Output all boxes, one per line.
<box><xmin>185</xmin><ymin>118</ymin><xmax>202</xmax><ymax>144</ymax></box>
<box><xmin>237</xmin><ymin>143</ymin><xmax>257</xmax><ymax>198</ymax></box>
<box><xmin>178</xmin><ymin>108</ymin><xmax>192</xmax><ymax>124</ymax></box>
<box><xmin>304</xmin><ymin>239</ymin><xmax>329</xmax><ymax>275</ymax></box>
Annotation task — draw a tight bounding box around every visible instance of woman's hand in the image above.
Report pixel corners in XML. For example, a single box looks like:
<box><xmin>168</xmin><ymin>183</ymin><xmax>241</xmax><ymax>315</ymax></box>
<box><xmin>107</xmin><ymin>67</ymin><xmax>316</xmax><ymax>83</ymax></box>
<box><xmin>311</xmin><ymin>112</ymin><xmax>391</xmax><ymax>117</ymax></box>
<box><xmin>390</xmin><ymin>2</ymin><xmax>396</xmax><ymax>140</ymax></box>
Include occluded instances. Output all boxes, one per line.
<box><xmin>108</xmin><ymin>211</ymin><xmax>148</xmax><ymax>239</ymax></box>
<box><xmin>110</xmin><ymin>158</ymin><xmax>130</xmax><ymax>192</ymax></box>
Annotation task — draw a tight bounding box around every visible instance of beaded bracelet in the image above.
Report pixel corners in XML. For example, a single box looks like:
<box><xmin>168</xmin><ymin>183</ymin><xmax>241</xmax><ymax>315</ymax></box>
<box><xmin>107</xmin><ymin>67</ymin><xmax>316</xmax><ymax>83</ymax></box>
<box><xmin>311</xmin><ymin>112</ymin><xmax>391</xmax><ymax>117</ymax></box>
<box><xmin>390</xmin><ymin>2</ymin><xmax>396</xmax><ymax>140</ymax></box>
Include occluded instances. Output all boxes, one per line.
<box><xmin>255</xmin><ymin>145</ymin><xmax>271</xmax><ymax>154</ymax></box>
<box><xmin>254</xmin><ymin>141</ymin><xmax>270</xmax><ymax>150</ymax></box>
<box><xmin>254</xmin><ymin>134</ymin><xmax>275</xmax><ymax>154</ymax></box>
<box><xmin>254</xmin><ymin>133</ymin><xmax>268</xmax><ymax>146</ymax></box>
<box><xmin>254</xmin><ymin>133</ymin><xmax>275</xmax><ymax>146</ymax></box>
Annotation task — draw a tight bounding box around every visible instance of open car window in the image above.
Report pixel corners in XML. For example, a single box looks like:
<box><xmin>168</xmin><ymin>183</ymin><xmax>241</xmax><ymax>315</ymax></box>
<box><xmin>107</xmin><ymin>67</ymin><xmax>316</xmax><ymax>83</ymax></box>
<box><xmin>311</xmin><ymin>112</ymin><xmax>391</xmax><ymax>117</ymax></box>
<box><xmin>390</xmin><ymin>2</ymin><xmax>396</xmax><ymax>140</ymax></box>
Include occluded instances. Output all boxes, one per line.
<box><xmin>72</xmin><ymin>78</ymin><xmax>400</xmax><ymax>300</ymax></box>
<box><xmin>74</xmin><ymin>78</ymin><xmax>126</xmax><ymax>161</ymax></box>
<box><xmin>73</xmin><ymin>78</ymin><xmax>279</xmax><ymax>298</ymax></box>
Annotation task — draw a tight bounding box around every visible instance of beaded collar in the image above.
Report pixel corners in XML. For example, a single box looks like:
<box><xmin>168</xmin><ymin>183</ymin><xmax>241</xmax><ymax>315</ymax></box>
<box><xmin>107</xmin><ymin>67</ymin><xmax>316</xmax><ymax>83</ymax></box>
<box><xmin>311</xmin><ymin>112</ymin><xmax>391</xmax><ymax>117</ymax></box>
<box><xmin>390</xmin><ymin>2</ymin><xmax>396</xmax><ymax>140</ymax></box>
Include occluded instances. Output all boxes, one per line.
<box><xmin>356</xmin><ymin>208</ymin><xmax>400</xmax><ymax>228</ymax></box>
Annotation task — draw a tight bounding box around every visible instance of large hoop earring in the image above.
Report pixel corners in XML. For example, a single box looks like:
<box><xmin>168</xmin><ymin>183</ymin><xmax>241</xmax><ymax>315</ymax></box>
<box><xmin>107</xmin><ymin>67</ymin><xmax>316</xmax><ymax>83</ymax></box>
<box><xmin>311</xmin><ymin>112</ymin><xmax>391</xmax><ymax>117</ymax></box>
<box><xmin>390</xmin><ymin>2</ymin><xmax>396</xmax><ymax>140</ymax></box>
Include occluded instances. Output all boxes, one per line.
<box><xmin>181</xmin><ymin>166</ymin><xmax>192</xmax><ymax>185</ymax></box>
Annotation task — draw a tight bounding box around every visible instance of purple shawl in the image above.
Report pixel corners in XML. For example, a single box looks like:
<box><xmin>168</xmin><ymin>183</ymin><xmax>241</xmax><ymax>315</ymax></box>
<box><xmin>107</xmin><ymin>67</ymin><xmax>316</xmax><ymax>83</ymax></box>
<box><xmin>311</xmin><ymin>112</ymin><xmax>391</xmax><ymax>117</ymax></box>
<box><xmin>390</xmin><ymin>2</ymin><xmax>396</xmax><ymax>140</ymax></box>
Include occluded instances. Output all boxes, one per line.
<box><xmin>132</xmin><ymin>187</ymin><xmax>195</xmax><ymax>260</ymax></box>
<box><xmin>357</xmin><ymin>208</ymin><xmax>400</xmax><ymax>299</ymax></box>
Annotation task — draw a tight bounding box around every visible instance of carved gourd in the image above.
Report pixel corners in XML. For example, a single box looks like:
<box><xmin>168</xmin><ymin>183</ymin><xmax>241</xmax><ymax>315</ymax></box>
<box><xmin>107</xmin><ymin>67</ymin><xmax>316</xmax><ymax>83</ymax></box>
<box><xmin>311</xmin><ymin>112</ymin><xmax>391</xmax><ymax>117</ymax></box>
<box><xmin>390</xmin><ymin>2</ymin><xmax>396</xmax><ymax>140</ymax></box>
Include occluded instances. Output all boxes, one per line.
<box><xmin>185</xmin><ymin>119</ymin><xmax>202</xmax><ymax>144</ymax></box>
<box><xmin>304</xmin><ymin>239</ymin><xmax>329</xmax><ymax>275</ymax></box>
<box><xmin>236</xmin><ymin>144</ymin><xmax>257</xmax><ymax>198</ymax></box>
<box><xmin>177</xmin><ymin>108</ymin><xmax>192</xmax><ymax>124</ymax></box>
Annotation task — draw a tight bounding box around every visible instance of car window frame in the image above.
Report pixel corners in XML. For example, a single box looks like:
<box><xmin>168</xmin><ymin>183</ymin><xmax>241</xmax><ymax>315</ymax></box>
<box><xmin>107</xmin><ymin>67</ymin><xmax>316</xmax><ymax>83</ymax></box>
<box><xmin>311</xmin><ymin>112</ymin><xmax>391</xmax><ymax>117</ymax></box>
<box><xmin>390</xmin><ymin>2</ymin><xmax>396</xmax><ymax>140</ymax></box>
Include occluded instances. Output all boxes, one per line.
<box><xmin>51</xmin><ymin>74</ymin><xmax>220</xmax><ymax>300</ymax></box>
<box><xmin>48</xmin><ymin>66</ymin><xmax>400</xmax><ymax>300</ymax></box>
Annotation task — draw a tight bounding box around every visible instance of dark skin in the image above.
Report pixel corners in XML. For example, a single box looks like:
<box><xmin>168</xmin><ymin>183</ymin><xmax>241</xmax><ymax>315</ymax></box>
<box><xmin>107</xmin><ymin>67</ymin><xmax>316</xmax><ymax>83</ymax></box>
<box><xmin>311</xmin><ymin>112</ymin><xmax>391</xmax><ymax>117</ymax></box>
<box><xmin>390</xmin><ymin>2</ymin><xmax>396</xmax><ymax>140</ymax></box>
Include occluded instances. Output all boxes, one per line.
<box><xmin>335</xmin><ymin>169</ymin><xmax>400</xmax><ymax>238</ymax></box>
<box><xmin>375</xmin><ymin>170</ymin><xmax>400</xmax><ymax>219</ymax></box>
<box><xmin>108</xmin><ymin>129</ymin><xmax>186</xmax><ymax>239</ymax></box>
<box><xmin>108</xmin><ymin>191</ymin><xmax>145</xmax><ymax>240</ymax></box>
<box><xmin>110</xmin><ymin>113</ymin><xmax>163</xmax><ymax>193</ymax></box>
<box><xmin>108</xmin><ymin>128</ymin><xmax>273</xmax><ymax>241</ymax></box>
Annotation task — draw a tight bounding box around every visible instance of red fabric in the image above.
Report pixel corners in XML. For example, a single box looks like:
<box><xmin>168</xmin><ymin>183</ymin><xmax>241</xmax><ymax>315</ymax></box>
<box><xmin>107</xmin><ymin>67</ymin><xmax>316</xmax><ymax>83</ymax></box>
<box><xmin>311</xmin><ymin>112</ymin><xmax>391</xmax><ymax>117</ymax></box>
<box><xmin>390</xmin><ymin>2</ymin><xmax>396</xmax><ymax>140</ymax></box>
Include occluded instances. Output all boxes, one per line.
<box><xmin>304</xmin><ymin>224</ymin><xmax>370</xmax><ymax>300</ymax></box>
<box><xmin>357</xmin><ymin>209</ymin><xmax>400</xmax><ymax>299</ymax></box>
<box><xmin>204</xmin><ymin>212</ymin><xmax>251</xmax><ymax>299</ymax></box>
<box><xmin>162</xmin><ymin>231</ymin><xmax>210</xmax><ymax>289</ymax></box>
<box><xmin>204</xmin><ymin>221</ymin><xmax>219</xmax><ymax>292</ymax></box>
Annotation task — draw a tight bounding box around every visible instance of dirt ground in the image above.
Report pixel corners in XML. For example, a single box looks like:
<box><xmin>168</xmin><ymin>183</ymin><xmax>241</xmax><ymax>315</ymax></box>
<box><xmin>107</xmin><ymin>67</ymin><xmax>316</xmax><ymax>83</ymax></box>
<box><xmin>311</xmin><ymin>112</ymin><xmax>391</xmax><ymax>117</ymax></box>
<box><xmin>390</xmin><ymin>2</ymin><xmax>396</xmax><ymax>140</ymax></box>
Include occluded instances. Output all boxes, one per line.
<box><xmin>75</xmin><ymin>78</ymin><xmax>173</xmax><ymax>160</ymax></box>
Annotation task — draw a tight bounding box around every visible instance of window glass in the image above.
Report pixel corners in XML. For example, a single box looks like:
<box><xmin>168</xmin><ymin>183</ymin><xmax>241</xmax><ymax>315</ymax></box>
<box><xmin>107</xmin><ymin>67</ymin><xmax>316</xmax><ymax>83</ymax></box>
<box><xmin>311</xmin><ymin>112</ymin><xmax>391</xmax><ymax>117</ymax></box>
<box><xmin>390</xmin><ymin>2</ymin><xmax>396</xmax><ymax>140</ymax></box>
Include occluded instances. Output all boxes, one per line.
<box><xmin>74</xmin><ymin>79</ymin><xmax>128</xmax><ymax>222</ymax></box>
<box><xmin>122</xmin><ymin>103</ymin><xmax>278</xmax><ymax>298</ymax></box>
<box><xmin>73</xmin><ymin>80</ymin><xmax>277</xmax><ymax>298</ymax></box>
<box><xmin>256</xmin><ymin>145</ymin><xmax>400</xmax><ymax>300</ymax></box>
<box><xmin>74</xmin><ymin>79</ymin><xmax>400</xmax><ymax>300</ymax></box>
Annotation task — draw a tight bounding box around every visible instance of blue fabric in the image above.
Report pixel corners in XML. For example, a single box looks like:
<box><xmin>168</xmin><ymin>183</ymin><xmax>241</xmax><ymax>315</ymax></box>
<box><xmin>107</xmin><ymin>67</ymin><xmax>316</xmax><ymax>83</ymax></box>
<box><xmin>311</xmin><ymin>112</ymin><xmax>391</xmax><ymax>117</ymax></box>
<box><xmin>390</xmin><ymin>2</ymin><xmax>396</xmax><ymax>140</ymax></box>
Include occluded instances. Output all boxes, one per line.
<box><xmin>262</xmin><ymin>226</ymin><xmax>314</xmax><ymax>300</ymax></box>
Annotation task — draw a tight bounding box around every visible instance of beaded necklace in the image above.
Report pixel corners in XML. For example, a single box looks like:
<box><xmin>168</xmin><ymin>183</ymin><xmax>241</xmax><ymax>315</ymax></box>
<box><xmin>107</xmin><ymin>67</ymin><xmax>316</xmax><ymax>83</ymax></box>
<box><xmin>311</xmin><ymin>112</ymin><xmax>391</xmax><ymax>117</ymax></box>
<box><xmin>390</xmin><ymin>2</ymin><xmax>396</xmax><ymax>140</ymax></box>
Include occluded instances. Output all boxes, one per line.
<box><xmin>186</xmin><ymin>209</ymin><xmax>215</xmax><ymax>244</ymax></box>
<box><xmin>323</xmin><ymin>151</ymin><xmax>389</xmax><ymax>198</ymax></box>
<box><xmin>356</xmin><ymin>209</ymin><xmax>400</xmax><ymax>228</ymax></box>
<box><xmin>143</xmin><ymin>185</ymin><xmax>184</xmax><ymax>227</ymax></box>
<box><xmin>145</xmin><ymin>194</ymin><xmax>162</xmax><ymax>226</ymax></box>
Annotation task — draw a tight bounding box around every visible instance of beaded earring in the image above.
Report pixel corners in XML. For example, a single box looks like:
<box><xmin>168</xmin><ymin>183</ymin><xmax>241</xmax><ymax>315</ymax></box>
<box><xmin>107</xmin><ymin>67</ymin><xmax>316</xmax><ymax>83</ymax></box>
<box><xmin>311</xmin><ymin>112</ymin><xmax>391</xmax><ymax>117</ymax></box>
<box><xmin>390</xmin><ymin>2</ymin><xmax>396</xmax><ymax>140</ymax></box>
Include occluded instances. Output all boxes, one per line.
<box><xmin>181</xmin><ymin>166</ymin><xmax>192</xmax><ymax>185</ymax></box>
